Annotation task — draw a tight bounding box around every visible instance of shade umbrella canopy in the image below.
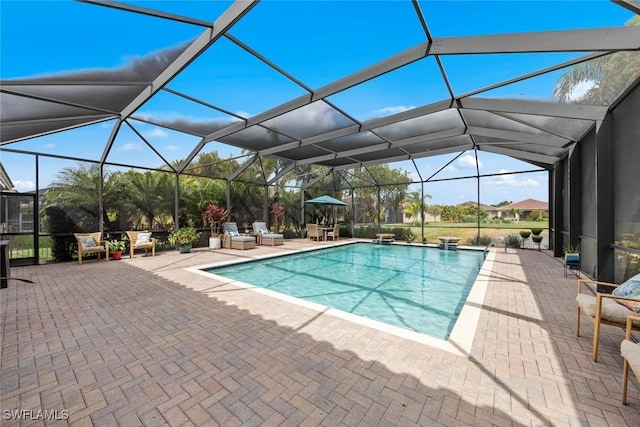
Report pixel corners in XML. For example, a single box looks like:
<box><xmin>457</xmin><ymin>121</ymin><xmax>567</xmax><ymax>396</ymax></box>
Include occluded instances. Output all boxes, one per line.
<box><xmin>304</xmin><ymin>195</ymin><xmax>347</xmax><ymax>206</ymax></box>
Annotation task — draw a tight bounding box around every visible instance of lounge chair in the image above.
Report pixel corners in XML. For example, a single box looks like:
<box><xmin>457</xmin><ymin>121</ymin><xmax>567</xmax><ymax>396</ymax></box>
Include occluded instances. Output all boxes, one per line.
<box><xmin>307</xmin><ymin>224</ymin><xmax>322</xmax><ymax>242</ymax></box>
<box><xmin>576</xmin><ymin>273</ymin><xmax>640</xmax><ymax>361</ymax></box>
<box><xmin>326</xmin><ymin>223</ymin><xmax>339</xmax><ymax>241</ymax></box>
<box><xmin>252</xmin><ymin>221</ymin><xmax>283</xmax><ymax>246</ymax></box>
<box><xmin>126</xmin><ymin>230</ymin><xmax>156</xmax><ymax>258</ymax></box>
<box><xmin>222</xmin><ymin>222</ymin><xmax>256</xmax><ymax>250</ymax></box>
<box><xmin>622</xmin><ymin>315</ymin><xmax>640</xmax><ymax>404</ymax></box>
<box><xmin>74</xmin><ymin>232</ymin><xmax>109</xmax><ymax>265</ymax></box>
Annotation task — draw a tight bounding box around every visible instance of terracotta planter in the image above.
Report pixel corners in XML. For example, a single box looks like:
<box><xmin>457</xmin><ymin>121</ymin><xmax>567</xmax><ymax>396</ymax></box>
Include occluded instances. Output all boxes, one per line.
<box><xmin>112</xmin><ymin>251</ymin><xmax>122</xmax><ymax>260</ymax></box>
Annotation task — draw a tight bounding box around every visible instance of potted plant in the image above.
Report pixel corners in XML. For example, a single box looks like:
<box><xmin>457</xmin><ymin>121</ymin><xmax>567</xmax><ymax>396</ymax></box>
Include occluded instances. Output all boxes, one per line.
<box><xmin>108</xmin><ymin>239</ymin><xmax>126</xmax><ymax>260</ymax></box>
<box><xmin>169</xmin><ymin>227</ymin><xmax>201</xmax><ymax>254</ymax></box>
<box><xmin>532</xmin><ymin>235</ymin><xmax>543</xmax><ymax>250</ymax></box>
<box><xmin>203</xmin><ymin>203</ymin><xmax>228</xmax><ymax>249</ymax></box>
<box><xmin>563</xmin><ymin>244</ymin><xmax>580</xmax><ymax>276</ymax></box>
<box><xmin>519</xmin><ymin>230</ymin><xmax>531</xmax><ymax>248</ymax></box>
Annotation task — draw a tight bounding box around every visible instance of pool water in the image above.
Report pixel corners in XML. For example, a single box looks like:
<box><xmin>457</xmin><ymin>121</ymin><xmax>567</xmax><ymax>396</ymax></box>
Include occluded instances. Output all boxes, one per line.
<box><xmin>205</xmin><ymin>243</ymin><xmax>485</xmax><ymax>339</ymax></box>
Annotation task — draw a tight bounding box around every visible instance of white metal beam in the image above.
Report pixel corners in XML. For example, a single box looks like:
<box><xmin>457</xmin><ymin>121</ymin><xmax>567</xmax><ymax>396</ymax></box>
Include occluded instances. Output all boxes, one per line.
<box><xmin>481</xmin><ymin>145</ymin><xmax>559</xmax><ymax>165</ymax></box>
<box><xmin>460</xmin><ymin>97</ymin><xmax>607</xmax><ymax>120</ymax></box>
<box><xmin>612</xmin><ymin>0</ymin><xmax>640</xmax><ymax>15</ymax></box>
<box><xmin>466</xmin><ymin>126</ymin><xmax>570</xmax><ymax>146</ymax></box>
<box><xmin>430</xmin><ymin>27</ymin><xmax>640</xmax><ymax>55</ymax></box>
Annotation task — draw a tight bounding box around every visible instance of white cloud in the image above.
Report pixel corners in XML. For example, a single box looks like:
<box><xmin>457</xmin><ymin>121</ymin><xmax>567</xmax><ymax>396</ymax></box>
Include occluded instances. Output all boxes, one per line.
<box><xmin>568</xmin><ymin>80</ymin><xmax>597</xmax><ymax>102</ymax></box>
<box><xmin>164</xmin><ymin>144</ymin><xmax>179</xmax><ymax>151</ymax></box>
<box><xmin>118</xmin><ymin>143</ymin><xmax>143</xmax><ymax>152</ymax></box>
<box><xmin>485</xmin><ymin>169</ymin><xmax>540</xmax><ymax>187</ymax></box>
<box><xmin>457</xmin><ymin>154</ymin><xmax>482</xmax><ymax>169</ymax></box>
<box><xmin>14</xmin><ymin>180</ymin><xmax>35</xmax><ymax>191</ymax></box>
<box><xmin>44</xmin><ymin>143</ymin><xmax>56</xmax><ymax>148</ymax></box>
<box><xmin>235</xmin><ymin>110</ymin><xmax>251</xmax><ymax>118</ymax></box>
<box><xmin>373</xmin><ymin>105</ymin><xmax>416</xmax><ymax>117</ymax></box>
<box><xmin>145</xmin><ymin>128</ymin><xmax>168</xmax><ymax>138</ymax></box>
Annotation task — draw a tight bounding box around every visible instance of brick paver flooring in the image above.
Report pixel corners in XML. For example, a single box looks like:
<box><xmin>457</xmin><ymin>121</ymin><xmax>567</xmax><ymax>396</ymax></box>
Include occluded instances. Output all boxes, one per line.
<box><xmin>2</xmin><ymin>240</ymin><xmax>640</xmax><ymax>426</ymax></box>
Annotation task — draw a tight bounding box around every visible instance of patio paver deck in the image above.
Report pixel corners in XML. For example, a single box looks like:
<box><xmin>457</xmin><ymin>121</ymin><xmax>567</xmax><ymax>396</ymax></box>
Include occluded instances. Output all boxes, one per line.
<box><xmin>1</xmin><ymin>239</ymin><xmax>639</xmax><ymax>426</ymax></box>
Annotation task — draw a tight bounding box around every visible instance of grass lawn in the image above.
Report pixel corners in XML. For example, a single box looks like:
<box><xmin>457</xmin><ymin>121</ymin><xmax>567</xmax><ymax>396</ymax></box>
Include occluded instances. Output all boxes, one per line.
<box><xmin>404</xmin><ymin>221</ymin><xmax>548</xmax><ymax>244</ymax></box>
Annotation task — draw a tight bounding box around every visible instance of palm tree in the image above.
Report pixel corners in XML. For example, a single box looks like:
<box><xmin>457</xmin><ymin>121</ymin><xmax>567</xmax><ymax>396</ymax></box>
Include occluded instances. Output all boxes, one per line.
<box><xmin>402</xmin><ymin>191</ymin><xmax>432</xmax><ymax>226</ymax></box>
<box><xmin>121</xmin><ymin>171</ymin><xmax>174</xmax><ymax>229</ymax></box>
<box><xmin>554</xmin><ymin>16</ymin><xmax>640</xmax><ymax>106</ymax></box>
<box><xmin>43</xmin><ymin>163</ymin><xmax>113</xmax><ymax>231</ymax></box>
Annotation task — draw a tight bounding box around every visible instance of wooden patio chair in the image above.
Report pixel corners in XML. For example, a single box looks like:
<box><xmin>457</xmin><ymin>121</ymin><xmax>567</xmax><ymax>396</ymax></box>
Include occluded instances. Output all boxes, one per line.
<box><xmin>74</xmin><ymin>232</ymin><xmax>109</xmax><ymax>265</ymax></box>
<box><xmin>622</xmin><ymin>315</ymin><xmax>640</xmax><ymax>404</ymax></box>
<box><xmin>126</xmin><ymin>230</ymin><xmax>156</xmax><ymax>258</ymax></box>
<box><xmin>576</xmin><ymin>273</ymin><xmax>640</xmax><ymax>361</ymax></box>
<box><xmin>307</xmin><ymin>224</ymin><xmax>322</xmax><ymax>242</ymax></box>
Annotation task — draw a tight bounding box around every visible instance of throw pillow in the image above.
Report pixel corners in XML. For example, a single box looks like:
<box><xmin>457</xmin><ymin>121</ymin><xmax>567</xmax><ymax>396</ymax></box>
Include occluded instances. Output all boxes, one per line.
<box><xmin>79</xmin><ymin>235</ymin><xmax>97</xmax><ymax>248</ymax></box>
<box><xmin>260</xmin><ymin>228</ymin><xmax>269</xmax><ymax>235</ymax></box>
<box><xmin>612</xmin><ymin>273</ymin><xmax>640</xmax><ymax>312</ymax></box>
<box><xmin>136</xmin><ymin>232</ymin><xmax>152</xmax><ymax>244</ymax></box>
<box><xmin>230</xmin><ymin>231</ymin><xmax>239</xmax><ymax>237</ymax></box>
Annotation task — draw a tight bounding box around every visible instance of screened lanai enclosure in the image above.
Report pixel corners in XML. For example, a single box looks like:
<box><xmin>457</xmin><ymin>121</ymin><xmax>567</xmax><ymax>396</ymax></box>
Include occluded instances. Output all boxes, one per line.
<box><xmin>1</xmin><ymin>0</ymin><xmax>639</xmax><ymax>281</ymax></box>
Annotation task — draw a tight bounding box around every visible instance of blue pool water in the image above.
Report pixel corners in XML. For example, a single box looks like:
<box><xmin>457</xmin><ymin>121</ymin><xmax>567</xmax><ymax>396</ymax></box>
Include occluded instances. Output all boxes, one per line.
<box><xmin>204</xmin><ymin>243</ymin><xmax>485</xmax><ymax>339</ymax></box>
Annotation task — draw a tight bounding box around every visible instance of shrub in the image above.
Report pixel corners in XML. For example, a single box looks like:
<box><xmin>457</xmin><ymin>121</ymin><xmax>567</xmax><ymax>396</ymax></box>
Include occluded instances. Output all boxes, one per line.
<box><xmin>353</xmin><ymin>225</ymin><xmax>413</xmax><ymax>241</ymax></box>
<box><xmin>504</xmin><ymin>234</ymin><xmax>522</xmax><ymax>248</ymax></box>
<box><xmin>43</xmin><ymin>206</ymin><xmax>78</xmax><ymax>262</ymax></box>
<box><xmin>466</xmin><ymin>234</ymin><xmax>493</xmax><ymax>246</ymax></box>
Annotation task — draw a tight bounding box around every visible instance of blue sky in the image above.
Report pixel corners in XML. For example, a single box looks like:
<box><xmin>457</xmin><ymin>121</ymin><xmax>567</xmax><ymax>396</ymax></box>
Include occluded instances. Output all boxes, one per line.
<box><xmin>0</xmin><ymin>1</ymin><xmax>635</xmax><ymax>205</ymax></box>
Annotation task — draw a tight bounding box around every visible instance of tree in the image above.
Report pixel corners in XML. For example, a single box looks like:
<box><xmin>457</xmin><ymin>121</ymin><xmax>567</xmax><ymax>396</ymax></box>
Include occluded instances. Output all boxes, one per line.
<box><xmin>120</xmin><ymin>171</ymin><xmax>174</xmax><ymax>229</ymax></box>
<box><xmin>402</xmin><ymin>191</ymin><xmax>432</xmax><ymax>226</ymax></box>
<box><xmin>43</xmin><ymin>163</ymin><xmax>112</xmax><ymax>231</ymax></box>
<box><xmin>554</xmin><ymin>16</ymin><xmax>640</xmax><ymax>106</ymax></box>
<box><xmin>348</xmin><ymin>165</ymin><xmax>411</xmax><ymax>224</ymax></box>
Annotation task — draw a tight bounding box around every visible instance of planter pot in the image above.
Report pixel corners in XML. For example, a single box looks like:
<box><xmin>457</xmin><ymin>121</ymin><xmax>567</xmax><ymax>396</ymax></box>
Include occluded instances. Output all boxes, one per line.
<box><xmin>209</xmin><ymin>237</ymin><xmax>222</xmax><ymax>249</ymax></box>
<box><xmin>112</xmin><ymin>251</ymin><xmax>122</xmax><ymax>260</ymax></box>
<box><xmin>179</xmin><ymin>244</ymin><xmax>192</xmax><ymax>254</ymax></box>
<box><xmin>564</xmin><ymin>253</ymin><xmax>580</xmax><ymax>277</ymax></box>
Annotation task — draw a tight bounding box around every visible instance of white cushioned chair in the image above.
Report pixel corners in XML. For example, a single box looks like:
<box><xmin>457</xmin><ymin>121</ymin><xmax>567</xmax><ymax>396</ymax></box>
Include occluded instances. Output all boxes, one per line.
<box><xmin>576</xmin><ymin>273</ymin><xmax>640</xmax><ymax>361</ymax></box>
<box><xmin>222</xmin><ymin>222</ymin><xmax>256</xmax><ymax>250</ymax></box>
<box><xmin>126</xmin><ymin>230</ymin><xmax>156</xmax><ymax>258</ymax></box>
<box><xmin>74</xmin><ymin>232</ymin><xmax>109</xmax><ymax>265</ymax></box>
<box><xmin>252</xmin><ymin>221</ymin><xmax>283</xmax><ymax>246</ymax></box>
<box><xmin>622</xmin><ymin>315</ymin><xmax>640</xmax><ymax>404</ymax></box>
<box><xmin>326</xmin><ymin>223</ymin><xmax>339</xmax><ymax>241</ymax></box>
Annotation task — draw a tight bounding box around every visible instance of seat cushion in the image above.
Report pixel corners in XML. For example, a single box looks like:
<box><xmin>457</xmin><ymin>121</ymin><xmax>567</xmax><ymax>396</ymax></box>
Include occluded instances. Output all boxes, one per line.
<box><xmin>262</xmin><ymin>233</ymin><xmax>283</xmax><ymax>239</ymax></box>
<box><xmin>621</xmin><ymin>339</ymin><xmax>640</xmax><ymax>381</ymax></box>
<box><xmin>577</xmin><ymin>293</ymin><xmax>634</xmax><ymax>324</ymax></box>
<box><xmin>230</xmin><ymin>236</ymin><xmax>255</xmax><ymax>242</ymax></box>
<box><xmin>612</xmin><ymin>273</ymin><xmax>640</xmax><ymax>312</ymax></box>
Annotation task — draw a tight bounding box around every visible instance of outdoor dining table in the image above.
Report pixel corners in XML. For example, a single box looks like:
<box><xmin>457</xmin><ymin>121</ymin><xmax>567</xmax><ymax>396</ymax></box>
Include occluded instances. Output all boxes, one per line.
<box><xmin>318</xmin><ymin>226</ymin><xmax>333</xmax><ymax>241</ymax></box>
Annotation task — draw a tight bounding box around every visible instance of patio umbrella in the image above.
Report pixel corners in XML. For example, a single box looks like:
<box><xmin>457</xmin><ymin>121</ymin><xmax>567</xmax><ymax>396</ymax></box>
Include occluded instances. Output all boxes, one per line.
<box><xmin>304</xmin><ymin>195</ymin><xmax>347</xmax><ymax>206</ymax></box>
<box><xmin>305</xmin><ymin>195</ymin><xmax>347</xmax><ymax>224</ymax></box>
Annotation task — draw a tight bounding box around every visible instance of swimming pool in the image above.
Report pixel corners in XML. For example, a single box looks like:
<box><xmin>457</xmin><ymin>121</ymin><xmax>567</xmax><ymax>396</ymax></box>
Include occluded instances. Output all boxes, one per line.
<box><xmin>203</xmin><ymin>243</ymin><xmax>485</xmax><ymax>339</ymax></box>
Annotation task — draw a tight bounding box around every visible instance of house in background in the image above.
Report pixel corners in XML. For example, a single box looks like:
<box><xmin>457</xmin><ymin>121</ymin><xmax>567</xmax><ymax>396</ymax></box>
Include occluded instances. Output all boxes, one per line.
<box><xmin>456</xmin><ymin>201</ymin><xmax>499</xmax><ymax>218</ymax></box>
<box><xmin>496</xmin><ymin>199</ymin><xmax>549</xmax><ymax>221</ymax></box>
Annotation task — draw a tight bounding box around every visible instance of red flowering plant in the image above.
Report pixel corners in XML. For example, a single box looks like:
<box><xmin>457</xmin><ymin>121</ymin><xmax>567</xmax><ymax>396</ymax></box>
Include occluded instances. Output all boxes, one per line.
<box><xmin>203</xmin><ymin>203</ymin><xmax>229</xmax><ymax>237</ymax></box>
<box><xmin>270</xmin><ymin>204</ymin><xmax>285</xmax><ymax>233</ymax></box>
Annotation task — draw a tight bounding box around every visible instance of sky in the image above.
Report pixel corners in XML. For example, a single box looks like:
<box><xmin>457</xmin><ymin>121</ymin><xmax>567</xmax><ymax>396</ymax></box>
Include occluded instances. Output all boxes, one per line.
<box><xmin>0</xmin><ymin>0</ymin><xmax>635</xmax><ymax>205</ymax></box>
